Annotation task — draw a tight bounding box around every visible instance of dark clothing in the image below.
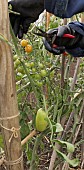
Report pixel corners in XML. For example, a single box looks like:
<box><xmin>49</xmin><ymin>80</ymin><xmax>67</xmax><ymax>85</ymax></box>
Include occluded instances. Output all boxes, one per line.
<box><xmin>67</xmin><ymin>22</ymin><xmax>84</xmax><ymax>57</ymax></box>
<box><xmin>45</xmin><ymin>0</ymin><xmax>84</xmax><ymax>18</ymax></box>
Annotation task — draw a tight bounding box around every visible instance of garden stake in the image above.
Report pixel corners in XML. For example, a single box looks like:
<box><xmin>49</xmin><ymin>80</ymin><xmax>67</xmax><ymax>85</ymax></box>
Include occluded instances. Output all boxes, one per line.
<box><xmin>70</xmin><ymin>58</ymin><xmax>81</xmax><ymax>91</ymax></box>
<box><xmin>46</xmin><ymin>12</ymin><xmax>51</xmax><ymax>30</ymax></box>
<box><xmin>0</xmin><ymin>0</ymin><xmax>24</xmax><ymax>170</ymax></box>
<box><xmin>49</xmin><ymin>18</ymin><xmax>67</xmax><ymax>170</ymax></box>
<box><xmin>21</xmin><ymin>130</ymin><xmax>37</xmax><ymax>146</ymax></box>
<box><xmin>81</xmin><ymin>14</ymin><xmax>84</xmax><ymax>168</ymax></box>
<box><xmin>62</xmin><ymin>101</ymin><xmax>84</xmax><ymax>170</ymax></box>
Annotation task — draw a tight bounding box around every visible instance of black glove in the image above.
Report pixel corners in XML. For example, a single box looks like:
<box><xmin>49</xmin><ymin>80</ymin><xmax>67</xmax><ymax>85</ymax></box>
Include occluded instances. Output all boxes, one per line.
<box><xmin>43</xmin><ymin>29</ymin><xmax>65</xmax><ymax>55</ymax></box>
<box><xmin>56</xmin><ymin>25</ymin><xmax>84</xmax><ymax>49</ymax></box>
<box><xmin>43</xmin><ymin>25</ymin><xmax>84</xmax><ymax>55</ymax></box>
<box><xmin>9</xmin><ymin>0</ymin><xmax>44</xmax><ymax>38</ymax></box>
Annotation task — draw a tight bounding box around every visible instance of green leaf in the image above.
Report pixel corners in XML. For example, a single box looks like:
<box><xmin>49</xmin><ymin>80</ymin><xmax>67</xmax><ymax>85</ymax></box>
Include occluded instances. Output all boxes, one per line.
<box><xmin>56</xmin><ymin>149</ymin><xmax>79</xmax><ymax>167</ymax></box>
<box><xmin>66</xmin><ymin>142</ymin><xmax>75</xmax><ymax>153</ymax></box>
<box><xmin>75</xmin><ymin>139</ymin><xmax>84</xmax><ymax>146</ymax></box>
<box><xmin>56</xmin><ymin>123</ymin><xmax>63</xmax><ymax>133</ymax></box>
<box><xmin>53</xmin><ymin>139</ymin><xmax>75</xmax><ymax>153</ymax></box>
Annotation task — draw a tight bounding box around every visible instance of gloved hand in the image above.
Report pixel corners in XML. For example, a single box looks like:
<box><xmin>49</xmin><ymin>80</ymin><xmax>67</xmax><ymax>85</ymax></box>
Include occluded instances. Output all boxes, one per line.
<box><xmin>43</xmin><ymin>25</ymin><xmax>84</xmax><ymax>55</ymax></box>
<box><xmin>43</xmin><ymin>29</ymin><xmax>65</xmax><ymax>55</ymax></box>
<box><xmin>8</xmin><ymin>0</ymin><xmax>44</xmax><ymax>38</ymax></box>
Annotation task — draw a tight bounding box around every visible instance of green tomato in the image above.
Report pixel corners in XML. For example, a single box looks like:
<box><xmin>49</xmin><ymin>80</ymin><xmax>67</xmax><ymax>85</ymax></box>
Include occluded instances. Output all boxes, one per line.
<box><xmin>36</xmin><ymin>108</ymin><xmax>48</xmax><ymax>132</ymax></box>
<box><xmin>14</xmin><ymin>63</ymin><xmax>18</xmax><ymax>70</ymax></box>
<box><xmin>32</xmin><ymin>68</ymin><xmax>36</xmax><ymax>73</ymax></box>
<box><xmin>14</xmin><ymin>59</ymin><xmax>20</xmax><ymax>67</ymax></box>
<box><xmin>40</xmin><ymin>70</ymin><xmax>47</xmax><ymax>77</ymax></box>
<box><xmin>36</xmin><ymin>81</ymin><xmax>43</xmax><ymax>87</ymax></box>
<box><xmin>25</xmin><ymin>63</ymin><xmax>31</xmax><ymax>68</ymax></box>
<box><xmin>38</xmin><ymin>62</ymin><xmax>44</xmax><ymax>69</ymax></box>
<box><xmin>16</xmin><ymin>73</ymin><xmax>23</xmax><ymax>81</ymax></box>
<box><xmin>17</xmin><ymin>67</ymin><xmax>24</xmax><ymax>74</ymax></box>
<box><xmin>30</xmin><ymin>62</ymin><xmax>34</xmax><ymax>67</ymax></box>
<box><xmin>13</xmin><ymin>54</ymin><xmax>18</xmax><ymax>61</ymax></box>
<box><xmin>35</xmin><ymin>74</ymin><xmax>41</xmax><ymax>80</ymax></box>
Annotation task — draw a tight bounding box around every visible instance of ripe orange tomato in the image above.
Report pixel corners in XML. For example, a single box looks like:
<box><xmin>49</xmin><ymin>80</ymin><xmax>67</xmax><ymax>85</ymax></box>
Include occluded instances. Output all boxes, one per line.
<box><xmin>25</xmin><ymin>45</ymin><xmax>33</xmax><ymax>53</ymax></box>
<box><xmin>20</xmin><ymin>39</ymin><xmax>28</xmax><ymax>47</ymax></box>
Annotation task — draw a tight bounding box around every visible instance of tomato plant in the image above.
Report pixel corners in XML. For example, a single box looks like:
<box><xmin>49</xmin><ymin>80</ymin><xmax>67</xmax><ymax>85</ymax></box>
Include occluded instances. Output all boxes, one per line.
<box><xmin>5</xmin><ymin>13</ymin><xmax>84</xmax><ymax>170</ymax></box>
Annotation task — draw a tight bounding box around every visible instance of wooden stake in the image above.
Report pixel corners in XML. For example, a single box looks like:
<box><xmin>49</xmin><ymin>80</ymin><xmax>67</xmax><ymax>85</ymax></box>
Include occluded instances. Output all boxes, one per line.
<box><xmin>21</xmin><ymin>130</ymin><xmax>37</xmax><ymax>146</ymax></box>
<box><xmin>0</xmin><ymin>1</ymin><xmax>24</xmax><ymax>170</ymax></box>
<box><xmin>46</xmin><ymin>12</ymin><xmax>51</xmax><ymax>30</ymax></box>
<box><xmin>81</xmin><ymin>13</ymin><xmax>84</xmax><ymax>168</ymax></box>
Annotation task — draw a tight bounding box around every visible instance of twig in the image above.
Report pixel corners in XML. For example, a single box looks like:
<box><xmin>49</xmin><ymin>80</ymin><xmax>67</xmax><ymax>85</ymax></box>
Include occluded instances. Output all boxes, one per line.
<box><xmin>60</xmin><ymin>55</ymin><xmax>66</xmax><ymax>91</ymax></box>
<box><xmin>62</xmin><ymin>100</ymin><xmax>84</xmax><ymax>170</ymax></box>
<box><xmin>21</xmin><ymin>130</ymin><xmax>37</xmax><ymax>146</ymax></box>
<box><xmin>0</xmin><ymin>157</ymin><xmax>5</xmax><ymax>166</ymax></box>
<box><xmin>49</xmin><ymin>143</ymin><xmax>61</xmax><ymax>170</ymax></box>
<box><xmin>70</xmin><ymin>58</ymin><xmax>81</xmax><ymax>91</ymax></box>
<box><xmin>48</xmin><ymin>19</ymin><xmax>67</xmax><ymax>170</ymax></box>
<box><xmin>46</xmin><ymin>12</ymin><xmax>51</xmax><ymax>30</ymax></box>
<box><xmin>62</xmin><ymin>120</ymin><xmax>82</xmax><ymax>170</ymax></box>
<box><xmin>61</xmin><ymin>111</ymin><xmax>75</xmax><ymax>140</ymax></box>
<box><xmin>64</xmin><ymin>56</ymin><xmax>72</xmax><ymax>79</ymax></box>
<box><xmin>81</xmin><ymin>100</ymin><xmax>84</xmax><ymax>168</ymax></box>
<box><xmin>81</xmin><ymin>159</ymin><xmax>84</xmax><ymax>169</ymax></box>
<box><xmin>17</xmin><ymin>82</ymin><xmax>30</xmax><ymax>94</ymax></box>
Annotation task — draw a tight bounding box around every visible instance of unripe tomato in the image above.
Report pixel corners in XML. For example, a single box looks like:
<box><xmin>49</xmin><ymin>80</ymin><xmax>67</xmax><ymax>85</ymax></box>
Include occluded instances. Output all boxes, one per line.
<box><xmin>40</xmin><ymin>70</ymin><xmax>47</xmax><ymax>77</ymax></box>
<box><xmin>32</xmin><ymin>68</ymin><xmax>36</xmax><ymax>73</ymax></box>
<box><xmin>14</xmin><ymin>59</ymin><xmax>20</xmax><ymax>68</ymax></box>
<box><xmin>30</xmin><ymin>62</ymin><xmax>34</xmax><ymax>67</ymax></box>
<box><xmin>25</xmin><ymin>45</ymin><xmax>33</xmax><ymax>53</ymax></box>
<box><xmin>17</xmin><ymin>67</ymin><xmax>24</xmax><ymax>74</ymax></box>
<box><xmin>13</xmin><ymin>54</ymin><xmax>18</xmax><ymax>61</ymax></box>
<box><xmin>14</xmin><ymin>64</ymin><xmax>18</xmax><ymax>70</ymax></box>
<box><xmin>36</xmin><ymin>108</ymin><xmax>48</xmax><ymax>132</ymax></box>
<box><xmin>35</xmin><ymin>74</ymin><xmax>41</xmax><ymax>80</ymax></box>
<box><xmin>25</xmin><ymin>63</ymin><xmax>31</xmax><ymax>68</ymax></box>
<box><xmin>38</xmin><ymin>62</ymin><xmax>44</xmax><ymax>69</ymax></box>
<box><xmin>16</xmin><ymin>73</ymin><xmax>23</xmax><ymax>81</ymax></box>
<box><xmin>20</xmin><ymin>39</ymin><xmax>28</xmax><ymax>47</ymax></box>
<box><xmin>36</xmin><ymin>81</ymin><xmax>43</xmax><ymax>87</ymax></box>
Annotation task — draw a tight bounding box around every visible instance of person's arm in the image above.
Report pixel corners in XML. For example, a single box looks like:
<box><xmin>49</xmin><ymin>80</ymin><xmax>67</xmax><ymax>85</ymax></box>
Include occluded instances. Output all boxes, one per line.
<box><xmin>66</xmin><ymin>21</ymin><xmax>84</xmax><ymax>57</ymax></box>
<box><xmin>45</xmin><ymin>0</ymin><xmax>84</xmax><ymax>18</ymax></box>
<box><xmin>8</xmin><ymin>0</ymin><xmax>44</xmax><ymax>38</ymax></box>
<box><xmin>8</xmin><ymin>0</ymin><xmax>84</xmax><ymax>57</ymax></box>
<box><xmin>9</xmin><ymin>0</ymin><xmax>84</xmax><ymax>38</ymax></box>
